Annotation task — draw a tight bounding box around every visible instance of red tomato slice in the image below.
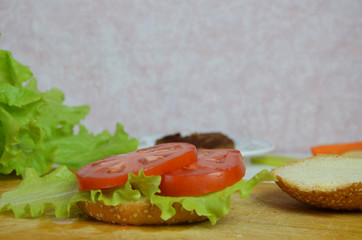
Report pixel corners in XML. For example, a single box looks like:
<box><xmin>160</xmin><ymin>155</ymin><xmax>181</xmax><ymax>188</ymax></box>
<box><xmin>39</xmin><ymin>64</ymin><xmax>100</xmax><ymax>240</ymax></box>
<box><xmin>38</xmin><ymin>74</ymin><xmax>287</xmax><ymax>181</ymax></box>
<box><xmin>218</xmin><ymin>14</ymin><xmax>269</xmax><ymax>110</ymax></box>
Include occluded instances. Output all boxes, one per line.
<box><xmin>158</xmin><ymin>149</ymin><xmax>245</xmax><ymax>197</ymax></box>
<box><xmin>77</xmin><ymin>143</ymin><xmax>197</xmax><ymax>191</ymax></box>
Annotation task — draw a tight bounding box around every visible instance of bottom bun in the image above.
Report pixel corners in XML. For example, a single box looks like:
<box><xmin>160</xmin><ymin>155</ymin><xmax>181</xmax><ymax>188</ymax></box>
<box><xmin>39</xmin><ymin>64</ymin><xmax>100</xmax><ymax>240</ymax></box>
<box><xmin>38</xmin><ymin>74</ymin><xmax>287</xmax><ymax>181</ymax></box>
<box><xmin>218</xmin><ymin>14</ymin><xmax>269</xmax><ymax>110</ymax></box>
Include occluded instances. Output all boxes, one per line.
<box><xmin>77</xmin><ymin>200</ymin><xmax>208</xmax><ymax>225</ymax></box>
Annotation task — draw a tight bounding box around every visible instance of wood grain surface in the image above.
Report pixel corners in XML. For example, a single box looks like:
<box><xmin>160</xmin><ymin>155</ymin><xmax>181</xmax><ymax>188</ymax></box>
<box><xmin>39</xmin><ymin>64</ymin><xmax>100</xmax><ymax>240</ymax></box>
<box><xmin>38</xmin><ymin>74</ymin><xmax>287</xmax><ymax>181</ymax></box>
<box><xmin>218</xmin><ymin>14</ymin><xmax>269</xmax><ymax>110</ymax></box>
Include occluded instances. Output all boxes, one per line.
<box><xmin>0</xmin><ymin>174</ymin><xmax>361</xmax><ymax>240</ymax></box>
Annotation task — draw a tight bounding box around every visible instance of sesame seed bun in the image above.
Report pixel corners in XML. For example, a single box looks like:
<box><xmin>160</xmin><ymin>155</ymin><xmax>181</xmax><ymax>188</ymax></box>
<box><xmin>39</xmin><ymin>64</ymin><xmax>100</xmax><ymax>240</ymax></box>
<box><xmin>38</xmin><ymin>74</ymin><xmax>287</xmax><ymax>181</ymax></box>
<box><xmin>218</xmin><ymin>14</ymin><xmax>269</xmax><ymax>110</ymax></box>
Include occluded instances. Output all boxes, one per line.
<box><xmin>271</xmin><ymin>155</ymin><xmax>362</xmax><ymax>210</ymax></box>
<box><xmin>77</xmin><ymin>200</ymin><xmax>208</xmax><ymax>225</ymax></box>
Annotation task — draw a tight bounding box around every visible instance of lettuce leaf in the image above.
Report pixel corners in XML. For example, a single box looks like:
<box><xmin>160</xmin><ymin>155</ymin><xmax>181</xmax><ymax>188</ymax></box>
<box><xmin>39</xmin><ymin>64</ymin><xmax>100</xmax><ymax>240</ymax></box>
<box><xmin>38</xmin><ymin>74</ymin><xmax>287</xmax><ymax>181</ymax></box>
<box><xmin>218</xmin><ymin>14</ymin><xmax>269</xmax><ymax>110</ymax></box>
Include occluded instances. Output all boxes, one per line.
<box><xmin>45</xmin><ymin>124</ymin><xmax>139</xmax><ymax>169</ymax></box>
<box><xmin>0</xmin><ymin>166</ymin><xmax>274</xmax><ymax>225</ymax></box>
<box><xmin>0</xmin><ymin>166</ymin><xmax>161</xmax><ymax>218</ymax></box>
<box><xmin>86</xmin><ymin>169</ymin><xmax>162</xmax><ymax>205</ymax></box>
<box><xmin>150</xmin><ymin>169</ymin><xmax>275</xmax><ymax>225</ymax></box>
<box><xmin>0</xmin><ymin>49</ymin><xmax>138</xmax><ymax>175</ymax></box>
<box><xmin>0</xmin><ymin>79</ymin><xmax>55</xmax><ymax>175</ymax></box>
<box><xmin>0</xmin><ymin>166</ymin><xmax>78</xmax><ymax>218</ymax></box>
<box><xmin>0</xmin><ymin>50</ymin><xmax>33</xmax><ymax>86</ymax></box>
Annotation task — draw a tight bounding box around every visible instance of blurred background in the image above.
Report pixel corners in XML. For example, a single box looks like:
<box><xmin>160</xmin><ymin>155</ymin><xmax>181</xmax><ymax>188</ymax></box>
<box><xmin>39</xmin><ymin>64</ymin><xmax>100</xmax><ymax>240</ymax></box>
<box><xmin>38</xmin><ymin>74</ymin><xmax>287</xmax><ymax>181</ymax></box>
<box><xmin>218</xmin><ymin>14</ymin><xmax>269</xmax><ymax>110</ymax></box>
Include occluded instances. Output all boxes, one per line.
<box><xmin>1</xmin><ymin>0</ymin><xmax>361</xmax><ymax>154</ymax></box>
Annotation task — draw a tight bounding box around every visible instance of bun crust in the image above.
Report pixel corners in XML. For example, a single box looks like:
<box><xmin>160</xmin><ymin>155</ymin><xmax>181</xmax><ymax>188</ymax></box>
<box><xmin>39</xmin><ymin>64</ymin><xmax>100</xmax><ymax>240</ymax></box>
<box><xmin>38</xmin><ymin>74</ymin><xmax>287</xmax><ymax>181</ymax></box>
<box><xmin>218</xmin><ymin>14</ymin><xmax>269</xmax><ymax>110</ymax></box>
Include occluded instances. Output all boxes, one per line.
<box><xmin>271</xmin><ymin>155</ymin><xmax>362</xmax><ymax>210</ymax></box>
<box><xmin>77</xmin><ymin>200</ymin><xmax>207</xmax><ymax>225</ymax></box>
<box><xmin>273</xmin><ymin>175</ymin><xmax>361</xmax><ymax>210</ymax></box>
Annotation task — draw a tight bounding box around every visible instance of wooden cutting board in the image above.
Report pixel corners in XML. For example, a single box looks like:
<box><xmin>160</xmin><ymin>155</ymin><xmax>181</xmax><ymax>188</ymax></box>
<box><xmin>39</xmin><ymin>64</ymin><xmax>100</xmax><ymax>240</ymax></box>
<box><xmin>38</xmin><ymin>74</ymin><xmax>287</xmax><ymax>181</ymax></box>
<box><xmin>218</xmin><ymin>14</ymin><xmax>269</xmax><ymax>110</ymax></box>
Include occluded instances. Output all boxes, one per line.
<box><xmin>0</xmin><ymin>174</ymin><xmax>361</xmax><ymax>240</ymax></box>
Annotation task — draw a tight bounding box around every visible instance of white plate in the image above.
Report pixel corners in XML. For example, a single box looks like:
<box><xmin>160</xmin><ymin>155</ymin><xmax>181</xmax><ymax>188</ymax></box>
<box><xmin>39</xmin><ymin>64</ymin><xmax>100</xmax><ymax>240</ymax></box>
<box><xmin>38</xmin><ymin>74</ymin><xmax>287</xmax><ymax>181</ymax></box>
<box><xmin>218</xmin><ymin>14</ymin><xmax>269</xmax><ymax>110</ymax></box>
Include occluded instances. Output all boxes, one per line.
<box><xmin>137</xmin><ymin>135</ymin><xmax>274</xmax><ymax>158</ymax></box>
<box><xmin>234</xmin><ymin>137</ymin><xmax>275</xmax><ymax>158</ymax></box>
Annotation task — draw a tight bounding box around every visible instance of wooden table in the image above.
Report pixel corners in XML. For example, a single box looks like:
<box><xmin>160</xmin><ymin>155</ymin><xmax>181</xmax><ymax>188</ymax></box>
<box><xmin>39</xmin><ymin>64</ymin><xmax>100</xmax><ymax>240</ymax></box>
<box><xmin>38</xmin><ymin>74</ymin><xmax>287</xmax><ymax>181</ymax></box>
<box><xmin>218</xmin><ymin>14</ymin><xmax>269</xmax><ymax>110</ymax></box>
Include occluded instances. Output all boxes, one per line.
<box><xmin>0</xmin><ymin>174</ymin><xmax>361</xmax><ymax>240</ymax></box>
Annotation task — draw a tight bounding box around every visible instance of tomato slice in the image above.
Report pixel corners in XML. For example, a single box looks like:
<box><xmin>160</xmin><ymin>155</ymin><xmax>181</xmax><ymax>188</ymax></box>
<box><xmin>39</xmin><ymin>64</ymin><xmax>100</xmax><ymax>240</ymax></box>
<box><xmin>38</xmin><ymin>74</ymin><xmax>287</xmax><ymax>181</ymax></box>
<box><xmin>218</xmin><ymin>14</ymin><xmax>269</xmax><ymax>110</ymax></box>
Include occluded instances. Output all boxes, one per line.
<box><xmin>158</xmin><ymin>149</ymin><xmax>245</xmax><ymax>197</ymax></box>
<box><xmin>77</xmin><ymin>143</ymin><xmax>197</xmax><ymax>191</ymax></box>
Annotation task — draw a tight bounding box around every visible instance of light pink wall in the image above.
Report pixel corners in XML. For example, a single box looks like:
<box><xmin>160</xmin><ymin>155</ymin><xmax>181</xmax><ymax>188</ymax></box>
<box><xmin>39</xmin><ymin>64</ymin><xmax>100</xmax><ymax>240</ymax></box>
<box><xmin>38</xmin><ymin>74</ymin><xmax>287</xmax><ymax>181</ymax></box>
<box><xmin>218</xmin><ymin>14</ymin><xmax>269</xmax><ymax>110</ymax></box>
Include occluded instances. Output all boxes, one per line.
<box><xmin>1</xmin><ymin>0</ymin><xmax>361</xmax><ymax>153</ymax></box>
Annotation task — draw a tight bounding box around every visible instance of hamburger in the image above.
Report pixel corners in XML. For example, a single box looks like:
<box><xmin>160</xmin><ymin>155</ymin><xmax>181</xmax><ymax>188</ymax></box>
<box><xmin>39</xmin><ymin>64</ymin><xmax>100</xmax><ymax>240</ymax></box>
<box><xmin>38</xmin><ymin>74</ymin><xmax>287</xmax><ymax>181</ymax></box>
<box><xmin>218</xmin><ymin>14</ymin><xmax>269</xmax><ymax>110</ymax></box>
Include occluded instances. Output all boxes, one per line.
<box><xmin>0</xmin><ymin>143</ymin><xmax>274</xmax><ymax>225</ymax></box>
<box><xmin>155</xmin><ymin>132</ymin><xmax>235</xmax><ymax>149</ymax></box>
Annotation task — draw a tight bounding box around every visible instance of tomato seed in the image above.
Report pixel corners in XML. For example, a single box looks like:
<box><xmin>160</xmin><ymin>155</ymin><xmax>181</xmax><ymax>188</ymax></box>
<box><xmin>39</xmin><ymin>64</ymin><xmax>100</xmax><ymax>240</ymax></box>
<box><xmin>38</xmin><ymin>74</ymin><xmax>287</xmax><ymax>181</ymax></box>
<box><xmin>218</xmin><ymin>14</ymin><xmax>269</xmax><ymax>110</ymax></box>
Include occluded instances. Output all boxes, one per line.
<box><xmin>138</xmin><ymin>158</ymin><xmax>149</xmax><ymax>165</ymax></box>
<box><xmin>107</xmin><ymin>162</ymin><xmax>126</xmax><ymax>173</ymax></box>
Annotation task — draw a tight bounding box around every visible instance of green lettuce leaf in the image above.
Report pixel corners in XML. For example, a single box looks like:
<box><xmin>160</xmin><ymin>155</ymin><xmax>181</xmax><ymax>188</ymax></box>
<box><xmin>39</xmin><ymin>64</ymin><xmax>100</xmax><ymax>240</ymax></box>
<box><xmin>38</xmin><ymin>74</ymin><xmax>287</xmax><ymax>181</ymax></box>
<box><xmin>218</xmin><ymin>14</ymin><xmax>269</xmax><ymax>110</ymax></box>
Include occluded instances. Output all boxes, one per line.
<box><xmin>86</xmin><ymin>169</ymin><xmax>162</xmax><ymax>205</ymax></box>
<box><xmin>0</xmin><ymin>50</ymin><xmax>33</xmax><ymax>87</ymax></box>
<box><xmin>0</xmin><ymin>166</ymin><xmax>274</xmax><ymax>225</ymax></box>
<box><xmin>0</xmin><ymin>80</ymin><xmax>54</xmax><ymax>175</ymax></box>
<box><xmin>43</xmin><ymin>123</ymin><xmax>139</xmax><ymax>169</ymax></box>
<box><xmin>0</xmin><ymin>49</ymin><xmax>138</xmax><ymax>175</ymax></box>
<box><xmin>150</xmin><ymin>169</ymin><xmax>275</xmax><ymax>225</ymax></box>
<box><xmin>0</xmin><ymin>166</ymin><xmax>160</xmax><ymax>218</ymax></box>
<box><xmin>0</xmin><ymin>166</ymin><xmax>78</xmax><ymax>218</ymax></box>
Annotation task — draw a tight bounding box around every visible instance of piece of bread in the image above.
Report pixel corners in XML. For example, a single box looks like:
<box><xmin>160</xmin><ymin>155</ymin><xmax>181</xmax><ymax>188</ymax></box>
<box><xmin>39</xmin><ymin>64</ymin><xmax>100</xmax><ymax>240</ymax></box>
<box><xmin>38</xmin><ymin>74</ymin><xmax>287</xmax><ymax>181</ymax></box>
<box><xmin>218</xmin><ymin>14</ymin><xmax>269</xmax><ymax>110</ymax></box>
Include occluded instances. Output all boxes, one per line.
<box><xmin>77</xmin><ymin>200</ymin><xmax>207</xmax><ymax>225</ymax></box>
<box><xmin>270</xmin><ymin>155</ymin><xmax>362</xmax><ymax>210</ymax></box>
<box><xmin>155</xmin><ymin>132</ymin><xmax>235</xmax><ymax>149</ymax></box>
